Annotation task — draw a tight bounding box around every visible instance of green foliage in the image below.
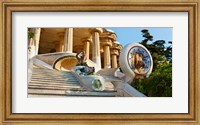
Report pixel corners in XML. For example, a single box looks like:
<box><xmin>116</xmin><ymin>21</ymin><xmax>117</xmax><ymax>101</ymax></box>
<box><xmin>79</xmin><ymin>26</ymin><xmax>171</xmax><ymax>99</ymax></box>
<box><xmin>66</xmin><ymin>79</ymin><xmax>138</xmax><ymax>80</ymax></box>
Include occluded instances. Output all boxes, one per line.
<box><xmin>28</xmin><ymin>31</ymin><xmax>34</xmax><ymax>39</ymax></box>
<box><xmin>133</xmin><ymin>62</ymin><xmax>172</xmax><ymax>97</ymax></box>
<box><xmin>140</xmin><ymin>30</ymin><xmax>172</xmax><ymax>71</ymax></box>
<box><xmin>76</xmin><ymin>62</ymin><xmax>88</xmax><ymax>66</ymax></box>
<box><xmin>141</xmin><ymin>29</ymin><xmax>153</xmax><ymax>45</ymax></box>
<box><xmin>165</xmin><ymin>41</ymin><xmax>172</xmax><ymax>62</ymax></box>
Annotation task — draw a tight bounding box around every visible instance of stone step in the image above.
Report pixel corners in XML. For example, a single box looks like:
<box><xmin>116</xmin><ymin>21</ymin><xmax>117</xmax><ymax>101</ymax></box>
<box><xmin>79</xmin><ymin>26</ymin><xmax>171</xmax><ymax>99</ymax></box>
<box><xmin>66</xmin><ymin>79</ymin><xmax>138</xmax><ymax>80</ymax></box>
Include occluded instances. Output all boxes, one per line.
<box><xmin>31</xmin><ymin>79</ymin><xmax>78</xmax><ymax>82</ymax></box>
<box><xmin>28</xmin><ymin>83</ymin><xmax>115</xmax><ymax>92</ymax></box>
<box><xmin>32</xmin><ymin>70</ymin><xmax>70</xmax><ymax>72</ymax></box>
<box><xmin>32</xmin><ymin>69</ymin><xmax>71</xmax><ymax>73</ymax></box>
<box><xmin>29</xmin><ymin>66</ymin><xmax>116</xmax><ymax>97</ymax></box>
<box><xmin>30</xmin><ymin>81</ymin><xmax>79</xmax><ymax>84</ymax></box>
<box><xmin>28</xmin><ymin>85</ymin><xmax>82</xmax><ymax>90</ymax></box>
<box><xmin>28</xmin><ymin>89</ymin><xmax>66</xmax><ymax>95</ymax></box>
<box><xmin>32</xmin><ymin>72</ymin><xmax>72</xmax><ymax>76</ymax></box>
<box><xmin>31</xmin><ymin>75</ymin><xmax>75</xmax><ymax>79</ymax></box>
<box><xmin>32</xmin><ymin>70</ymin><xmax>67</xmax><ymax>73</ymax></box>
<box><xmin>31</xmin><ymin>73</ymin><xmax>71</xmax><ymax>76</ymax></box>
<box><xmin>32</xmin><ymin>69</ymin><xmax>73</xmax><ymax>72</ymax></box>
<box><xmin>65</xmin><ymin>91</ymin><xmax>116</xmax><ymax>97</ymax></box>
<box><xmin>29</xmin><ymin>81</ymin><xmax>115</xmax><ymax>91</ymax></box>
<box><xmin>31</xmin><ymin>76</ymin><xmax>75</xmax><ymax>79</ymax></box>
<box><xmin>32</xmin><ymin>71</ymin><xmax>73</xmax><ymax>73</ymax></box>
<box><xmin>28</xmin><ymin>89</ymin><xmax>116</xmax><ymax>97</ymax></box>
<box><xmin>28</xmin><ymin>86</ymin><xmax>87</xmax><ymax>91</ymax></box>
<box><xmin>31</xmin><ymin>72</ymin><xmax>73</xmax><ymax>75</ymax></box>
<box><xmin>29</xmin><ymin>80</ymin><xmax>81</xmax><ymax>86</ymax></box>
<box><xmin>31</xmin><ymin>73</ymin><xmax>75</xmax><ymax>76</ymax></box>
<box><xmin>31</xmin><ymin>78</ymin><xmax>78</xmax><ymax>82</ymax></box>
<box><xmin>30</xmin><ymin>78</ymin><xmax>114</xmax><ymax>90</ymax></box>
<box><xmin>29</xmin><ymin>83</ymin><xmax>81</xmax><ymax>87</ymax></box>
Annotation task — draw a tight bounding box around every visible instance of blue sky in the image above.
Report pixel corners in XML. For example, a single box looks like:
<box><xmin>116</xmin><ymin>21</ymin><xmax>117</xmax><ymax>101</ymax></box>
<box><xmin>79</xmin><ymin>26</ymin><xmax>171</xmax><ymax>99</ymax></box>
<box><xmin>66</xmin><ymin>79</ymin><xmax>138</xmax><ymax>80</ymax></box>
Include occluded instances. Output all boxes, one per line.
<box><xmin>108</xmin><ymin>28</ymin><xmax>172</xmax><ymax>47</ymax></box>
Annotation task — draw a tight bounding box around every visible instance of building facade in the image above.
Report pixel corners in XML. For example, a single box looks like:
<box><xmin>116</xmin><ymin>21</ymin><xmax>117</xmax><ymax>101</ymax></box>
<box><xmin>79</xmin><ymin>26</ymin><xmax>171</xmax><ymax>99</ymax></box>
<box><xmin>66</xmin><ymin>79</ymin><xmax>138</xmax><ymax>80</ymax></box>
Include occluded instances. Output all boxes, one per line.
<box><xmin>28</xmin><ymin>28</ymin><xmax>123</xmax><ymax>71</ymax></box>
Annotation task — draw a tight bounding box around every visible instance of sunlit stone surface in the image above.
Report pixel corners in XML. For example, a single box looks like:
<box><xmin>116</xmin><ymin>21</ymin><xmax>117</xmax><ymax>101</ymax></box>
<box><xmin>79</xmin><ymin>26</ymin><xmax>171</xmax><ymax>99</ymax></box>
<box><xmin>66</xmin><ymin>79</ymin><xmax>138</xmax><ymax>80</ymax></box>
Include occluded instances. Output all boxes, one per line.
<box><xmin>28</xmin><ymin>28</ymin><xmax>152</xmax><ymax>97</ymax></box>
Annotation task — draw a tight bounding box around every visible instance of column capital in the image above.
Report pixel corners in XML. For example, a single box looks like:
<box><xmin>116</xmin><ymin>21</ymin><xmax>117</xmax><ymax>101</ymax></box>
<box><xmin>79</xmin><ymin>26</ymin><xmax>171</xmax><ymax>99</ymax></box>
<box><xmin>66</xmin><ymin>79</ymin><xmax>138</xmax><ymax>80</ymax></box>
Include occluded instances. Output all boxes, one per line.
<box><xmin>100</xmin><ymin>36</ymin><xmax>113</xmax><ymax>47</ymax></box>
<box><xmin>81</xmin><ymin>37</ymin><xmax>92</xmax><ymax>43</ymax></box>
<box><xmin>100</xmin><ymin>30</ymin><xmax>117</xmax><ymax>41</ymax></box>
<box><xmin>111</xmin><ymin>49</ymin><xmax>119</xmax><ymax>56</ymax></box>
<box><xmin>102</xmin><ymin>41</ymin><xmax>112</xmax><ymax>47</ymax></box>
<box><xmin>89</xmin><ymin>28</ymin><xmax>103</xmax><ymax>34</ymax></box>
<box><xmin>111</xmin><ymin>41</ymin><xmax>123</xmax><ymax>50</ymax></box>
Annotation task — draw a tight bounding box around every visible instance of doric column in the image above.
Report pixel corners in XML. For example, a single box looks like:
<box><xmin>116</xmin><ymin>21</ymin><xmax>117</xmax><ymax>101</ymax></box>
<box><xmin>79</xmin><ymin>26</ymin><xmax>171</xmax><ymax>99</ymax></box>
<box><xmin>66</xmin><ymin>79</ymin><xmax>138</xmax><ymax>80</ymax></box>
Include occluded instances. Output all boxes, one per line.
<box><xmin>82</xmin><ymin>38</ymin><xmax>92</xmax><ymax>60</ymax></box>
<box><xmin>111</xmin><ymin>42</ymin><xmax>122</xmax><ymax>68</ymax></box>
<box><xmin>29</xmin><ymin>28</ymin><xmax>41</xmax><ymax>55</ymax></box>
<box><xmin>90</xmin><ymin>28</ymin><xmax>103</xmax><ymax>71</ymax></box>
<box><xmin>111</xmin><ymin>50</ymin><xmax>119</xmax><ymax>68</ymax></box>
<box><xmin>28</xmin><ymin>28</ymin><xmax>41</xmax><ymax>60</ymax></box>
<box><xmin>100</xmin><ymin>30</ymin><xmax>117</xmax><ymax>69</ymax></box>
<box><xmin>34</xmin><ymin>28</ymin><xmax>41</xmax><ymax>55</ymax></box>
<box><xmin>64</xmin><ymin>28</ymin><xmax>73</xmax><ymax>53</ymax></box>
<box><xmin>57</xmin><ymin>32</ymin><xmax>65</xmax><ymax>52</ymax></box>
<box><xmin>102</xmin><ymin>39</ymin><xmax>112</xmax><ymax>69</ymax></box>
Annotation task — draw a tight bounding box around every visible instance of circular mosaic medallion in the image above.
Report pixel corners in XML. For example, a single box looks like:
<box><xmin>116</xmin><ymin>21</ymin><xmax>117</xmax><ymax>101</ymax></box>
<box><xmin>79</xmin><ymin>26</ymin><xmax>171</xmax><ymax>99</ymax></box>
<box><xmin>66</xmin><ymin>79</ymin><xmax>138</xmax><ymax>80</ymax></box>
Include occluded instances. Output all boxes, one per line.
<box><xmin>92</xmin><ymin>79</ymin><xmax>102</xmax><ymax>91</ymax></box>
<box><xmin>127</xmin><ymin>46</ymin><xmax>151</xmax><ymax>75</ymax></box>
<box><xmin>119</xmin><ymin>43</ymin><xmax>153</xmax><ymax>81</ymax></box>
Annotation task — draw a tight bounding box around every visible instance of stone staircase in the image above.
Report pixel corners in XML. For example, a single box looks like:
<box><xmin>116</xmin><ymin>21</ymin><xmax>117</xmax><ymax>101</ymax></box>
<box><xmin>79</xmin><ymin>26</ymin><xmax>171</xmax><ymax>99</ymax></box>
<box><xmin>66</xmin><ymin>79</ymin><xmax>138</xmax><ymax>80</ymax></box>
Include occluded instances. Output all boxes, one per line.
<box><xmin>28</xmin><ymin>66</ymin><xmax>116</xmax><ymax>97</ymax></box>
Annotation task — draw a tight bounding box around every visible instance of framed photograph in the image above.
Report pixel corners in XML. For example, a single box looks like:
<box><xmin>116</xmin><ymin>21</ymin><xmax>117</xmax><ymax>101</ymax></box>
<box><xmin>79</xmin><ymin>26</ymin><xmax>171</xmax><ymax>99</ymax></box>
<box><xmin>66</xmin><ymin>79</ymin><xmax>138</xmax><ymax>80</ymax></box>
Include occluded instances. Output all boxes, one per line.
<box><xmin>0</xmin><ymin>0</ymin><xmax>199</xmax><ymax>124</ymax></box>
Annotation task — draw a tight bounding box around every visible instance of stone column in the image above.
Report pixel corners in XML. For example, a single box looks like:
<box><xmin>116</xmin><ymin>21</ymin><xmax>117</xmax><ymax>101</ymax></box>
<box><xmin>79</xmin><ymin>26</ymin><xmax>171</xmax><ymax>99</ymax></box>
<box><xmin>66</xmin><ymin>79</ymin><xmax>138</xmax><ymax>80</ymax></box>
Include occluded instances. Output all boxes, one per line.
<box><xmin>111</xmin><ymin>42</ymin><xmax>122</xmax><ymax>68</ymax></box>
<box><xmin>90</xmin><ymin>28</ymin><xmax>103</xmax><ymax>71</ymax></box>
<box><xmin>64</xmin><ymin>28</ymin><xmax>73</xmax><ymax>53</ymax></box>
<box><xmin>28</xmin><ymin>28</ymin><xmax>41</xmax><ymax>60</ymax></box>
<box><xmin>57</xmin><ymin>32</ymin><xmax>65</xmax><ymax>52</ymax></box>
<box><xmin>111</xmin><ymin>50</ymin><xmax>119</xmax><ymax>68</ymax></box>
<box><xmin>29</xmin><ymin>28</ymin><xmax>41</xmax><ymax>55</ymax></box>
<box><xmin>34</xmin><ymin>28</ymin><xmax>41</xmax><ymax>55</ymax></box>
<box><xmin>82</xmin><ymin>38</ymin><xmax>91</xmax><ymax>60</ymax></box>
<box><xmin>100</xmin><ymin>30</ymin><xmax>118</xmax><ymax>69</ymax></box>
<box><xmin>102</xmin><ymin>39</ymin><xmax>112</xmax><ymax>69</ymax></box>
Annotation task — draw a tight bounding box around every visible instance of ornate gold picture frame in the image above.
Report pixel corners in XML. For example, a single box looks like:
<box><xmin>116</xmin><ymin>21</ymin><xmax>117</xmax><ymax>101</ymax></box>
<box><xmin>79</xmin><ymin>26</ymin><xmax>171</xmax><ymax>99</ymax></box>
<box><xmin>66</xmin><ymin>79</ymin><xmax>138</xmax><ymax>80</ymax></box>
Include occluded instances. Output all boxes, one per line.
<box><xmin>0</xmin><ymin>0</ymin><xmax>199</xmax><ymax>124</ymax></box>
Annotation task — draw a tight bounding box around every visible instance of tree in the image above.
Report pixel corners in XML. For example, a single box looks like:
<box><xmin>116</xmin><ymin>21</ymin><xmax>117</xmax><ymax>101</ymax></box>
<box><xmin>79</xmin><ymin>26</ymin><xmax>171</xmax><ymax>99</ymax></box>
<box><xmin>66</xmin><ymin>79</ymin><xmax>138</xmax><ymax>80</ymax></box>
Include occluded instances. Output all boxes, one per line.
<box><xmin>165</xmin><ymin>41</ymin><xmax>172</xmax><ymax>62</ymax></box>
<box><xmin>139</xmin><ymin>30</ymin><xmax>172</xmax><ymax>70</ymax></box>
<box><xmin>133</xmin><ymin>62</ymin><xmax>172</xmax><ymax>97</ymax></box>
<box><xmin>132</xmin><ymin>29</ymin><xmax>172</xmax><ymax>97</ymax></box>
<box><xmin>141</xmin><ymin>29</ymin><xmax>153</xmax><ymax>45</ymax></box>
